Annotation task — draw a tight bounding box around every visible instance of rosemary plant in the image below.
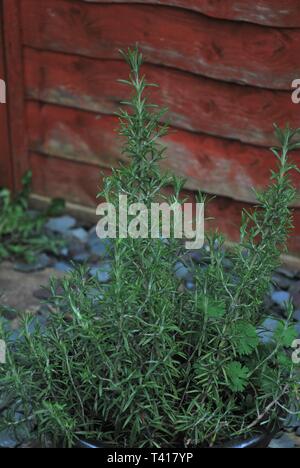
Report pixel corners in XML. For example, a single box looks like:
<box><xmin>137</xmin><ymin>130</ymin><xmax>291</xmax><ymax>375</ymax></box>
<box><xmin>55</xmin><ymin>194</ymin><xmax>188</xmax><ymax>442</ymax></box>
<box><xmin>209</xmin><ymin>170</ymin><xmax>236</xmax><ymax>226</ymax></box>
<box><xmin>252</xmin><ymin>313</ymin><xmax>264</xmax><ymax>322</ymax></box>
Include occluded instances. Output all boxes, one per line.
<box><xmin>0</xmin><ymin>48</ymin><xmax>299</xmax><ymax>448</ymax></box>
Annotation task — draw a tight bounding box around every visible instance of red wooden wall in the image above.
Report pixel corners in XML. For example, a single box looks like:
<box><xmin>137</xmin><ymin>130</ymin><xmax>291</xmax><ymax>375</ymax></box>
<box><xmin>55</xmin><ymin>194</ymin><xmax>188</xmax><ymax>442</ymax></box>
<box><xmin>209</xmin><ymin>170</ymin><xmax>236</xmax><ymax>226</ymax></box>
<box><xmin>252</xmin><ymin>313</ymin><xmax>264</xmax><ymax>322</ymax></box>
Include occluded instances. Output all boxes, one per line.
<box><xmin>1</xmin><ymin>0</ymin><xmax>300</xmax><ymax>254</ymax></box>
<box><xmin>0</xmin><ymin>1</ymin><xmax>12</xmax><ymax>189</ymax></box>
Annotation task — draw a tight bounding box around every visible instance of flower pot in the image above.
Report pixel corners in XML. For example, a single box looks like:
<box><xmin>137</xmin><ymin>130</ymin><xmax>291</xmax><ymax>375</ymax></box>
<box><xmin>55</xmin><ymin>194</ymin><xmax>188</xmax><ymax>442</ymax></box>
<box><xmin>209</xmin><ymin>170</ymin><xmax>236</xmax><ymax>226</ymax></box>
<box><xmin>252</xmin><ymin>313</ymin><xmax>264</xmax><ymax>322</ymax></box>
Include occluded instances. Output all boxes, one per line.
<box><xmin>76</xmin><ymin>426</ymin><xmax>278</xmax><ymax>449</ymax></box>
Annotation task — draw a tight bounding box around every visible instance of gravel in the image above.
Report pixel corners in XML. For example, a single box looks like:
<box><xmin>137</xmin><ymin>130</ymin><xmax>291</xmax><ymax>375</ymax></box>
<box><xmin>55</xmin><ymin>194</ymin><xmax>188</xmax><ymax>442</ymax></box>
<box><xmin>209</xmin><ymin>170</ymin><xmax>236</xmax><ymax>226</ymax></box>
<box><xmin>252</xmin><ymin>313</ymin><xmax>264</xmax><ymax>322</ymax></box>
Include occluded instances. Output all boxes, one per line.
<box><xmin>53</xmin><ymin>261</ymin><xmax>73</xmax><ymax>273</ymax></box>
<box><xmin>66</xmin><ymin>227</ymin><xmax>88</xmax><ymax>243</ymax></box>
<box><xmin>174</xmin><ymin>262</ymin><xmax>189</xmax><ymax>280</ymax></box>
<box><xmin>271</xmin><ymin>291</ymin><xmax>291</xmax><ymax>308</ymax></box>
<box><xmin>14</xmin><ymin>254</ymin><xmax>51</xmax><ymax>273</ymax></box>
<box><xmin>90</xmin><ymin>262</ymin><xmax>112</xmax><ymax>283</ymax></box>
<box><xmin>45</xmin><ymin>215</ymin><xmax>76</xmax><ymax>234</ymax></box>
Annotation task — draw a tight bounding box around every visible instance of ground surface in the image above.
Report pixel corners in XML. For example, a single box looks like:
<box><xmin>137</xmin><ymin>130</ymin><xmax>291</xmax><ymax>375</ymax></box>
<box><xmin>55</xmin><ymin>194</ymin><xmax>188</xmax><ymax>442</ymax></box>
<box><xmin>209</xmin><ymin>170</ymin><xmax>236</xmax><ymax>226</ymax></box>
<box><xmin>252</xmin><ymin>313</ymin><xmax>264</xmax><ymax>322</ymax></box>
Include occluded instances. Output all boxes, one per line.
<box><xmin>0</xmin><ymin>261</ymin><xmax>63</xmax><ymax>315</ymax></box>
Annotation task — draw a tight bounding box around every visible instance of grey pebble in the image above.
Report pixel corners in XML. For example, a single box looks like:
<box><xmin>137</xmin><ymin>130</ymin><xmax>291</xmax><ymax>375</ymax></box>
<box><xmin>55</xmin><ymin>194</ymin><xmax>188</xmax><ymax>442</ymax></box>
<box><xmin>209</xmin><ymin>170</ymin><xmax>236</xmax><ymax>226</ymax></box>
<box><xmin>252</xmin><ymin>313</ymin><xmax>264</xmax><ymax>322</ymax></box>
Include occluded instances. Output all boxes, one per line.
<box><xmin>189</xmin><ymin>250</ymin><xmax>208</xmax><ymax>264</ymax></box>
<box><xmin>90</xmin><ymin>239</ymin><xmax>112</xmax><ymax>258</ymax></box>
<box><xmin>276</xmin><ymin>268</ymin><xmax>297</xmax><ymax>279</ymax></box>
<box><xmin>14</xmin><ymin>254</ymin><xmax>50</xmax><ymax>273</ymax></box>
<box><xmin>45</xmin><ymin>215</ymin><xmax>76</xmax><ymax>234</ymax></box>
<box><xmin>0</xmin><ymin>429</ymin><xmax>19</xmax><ymax>449</ymax></box>
<box><xmin>269</xmin><ymin>433</ymin><xmax>295</xmax><ymax>449</ymax></box>
<box><xmin>59</xmin><ymin>247</ymin><xmax>69</xmax><ymax>258</ymax></box>
<box><xmin>54</xmin><ymin>261</ymin><xmax>73</xmax><ymax>273</ymax></box>
<box><xmin>271</xmin><ymin>291</ymin><xmax>290</xmax><ymax>308</ymax></box>
<box><xmin>272</xmin><ymin>274</ymin><xmax>293</xmax><ymax>291</ymax></box>
<box><xmin>174</xmin><ymin>262</ymin><xmax>189</xmax><ymax>280</ymax></box>
<box><xmin>186</xmin><ymin>281</ymin><xmax>196</xmax><ymax>291</ymax></box>
<box><xmin>66</xmin><ymin>227</ymin><xmax>88</xmax><ymax>243</ymax></box>
<box><xmin>88</xmin><ymin>228</ymin><xmax>112</xmax><ymax>259</ymax></box>
<box><xmin>73</xmin><ymin>252</ymin><xmax>91</xmax><ymax>263</ymax></box>
<box><xmin>90</xmin><ymin>262</ymin><xmax>112</xmax><ymax>283</ymax></box>
<box><xmin>258</xmin><ymin>317</ymin><xmax>280</xmax><ymax>345</ymax></box>
<box><xmin>293</xmin><ymin>309</ymin><xmax>300</xmax><ymax>322</ymax></box>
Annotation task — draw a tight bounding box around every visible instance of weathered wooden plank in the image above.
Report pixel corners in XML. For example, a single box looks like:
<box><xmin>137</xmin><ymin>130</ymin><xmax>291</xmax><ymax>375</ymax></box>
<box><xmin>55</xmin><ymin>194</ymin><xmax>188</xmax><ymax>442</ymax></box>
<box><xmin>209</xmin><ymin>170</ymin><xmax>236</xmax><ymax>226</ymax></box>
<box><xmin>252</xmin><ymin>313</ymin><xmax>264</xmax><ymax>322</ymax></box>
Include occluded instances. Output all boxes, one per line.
<box><xmin>84</xmin><ymin>0</ymin><xmax>300</xmax><ymax>28</ymax></box>
<box><xmin>29</xmin><ymin>152</ymin><xmax>300</xmax><ymax>255</ymax></box>
<box><xmin>206</xmin><ymin>196</ymin><xmax>300</xmax><ymax>255</ymax></box>
<box><xmin>3</xmin><ymin>0</ymin><xmax>28</xmax><ymax>190</ymax></box>
<box><xmin>0</xmin><ymin>104</ymin><xmax>12</xmax><ymax>188</ymax></box>
<box><xmin>27</xmin><ymin>103</ymin><xmax>124</xmax><ymax>168</ymax></box>
<box><xmin>0</xmin><ymin>2</ymin><xmax>13</xmax><ymax>189</ymax></box>
<box><xmin>24</xmin><ymin>49</ymin><xmax>298</xmax><ymax>148</ymax></box>
<box><xmin>20</xmin><ymin>0</ymin><xmax>300</xmax><ymax>90</ymax></box>
<box><xmin>29</xmin><ymin>152</ymin><xmax>109</xmax><ymax>207</ymax></box>
<box><xmin>166</xmin><ymin>189</ymin><xmax>300</xmax><ymax>255</ymax></box>
<box><xmin>26</xmin><ymin>102</ymin><xmax>300</xmax><ymax>206</ymax></box>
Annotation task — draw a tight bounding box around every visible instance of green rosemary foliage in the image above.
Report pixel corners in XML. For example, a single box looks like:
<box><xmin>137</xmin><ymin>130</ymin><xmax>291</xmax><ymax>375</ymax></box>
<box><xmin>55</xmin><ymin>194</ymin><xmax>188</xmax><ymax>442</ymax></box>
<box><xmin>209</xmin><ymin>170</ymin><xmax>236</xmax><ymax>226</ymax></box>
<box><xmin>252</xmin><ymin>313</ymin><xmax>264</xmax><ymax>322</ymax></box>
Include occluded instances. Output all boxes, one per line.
<box><xmin>0</xmin><ymin>48</ymin><xmax>299</xmax><ymax>448</ymax></box>
<box><xmin>0</xmin><ymin>172</ymin><xmax>64</xmax><ymax>262</ymax></box>
<box><xmin>113</xmin><ymin>48</ymin><xmax>170</xmax><ymax>205</ymax></box>
<box><xmin>227</xmin><ymin>125</ymin><xmax>299</xmax><ymax>321</ymax></box>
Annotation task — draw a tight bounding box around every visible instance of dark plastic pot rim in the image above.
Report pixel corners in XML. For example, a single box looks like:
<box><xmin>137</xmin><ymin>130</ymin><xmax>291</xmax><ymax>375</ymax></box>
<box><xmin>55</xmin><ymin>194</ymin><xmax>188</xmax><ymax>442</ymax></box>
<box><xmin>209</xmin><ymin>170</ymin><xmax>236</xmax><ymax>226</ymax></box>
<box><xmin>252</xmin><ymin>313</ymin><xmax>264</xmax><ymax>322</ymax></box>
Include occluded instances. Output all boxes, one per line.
<box><xmin>76</xmin><ymin>426</ymin><xmax>278</xmax><ymax>449</ymax></box>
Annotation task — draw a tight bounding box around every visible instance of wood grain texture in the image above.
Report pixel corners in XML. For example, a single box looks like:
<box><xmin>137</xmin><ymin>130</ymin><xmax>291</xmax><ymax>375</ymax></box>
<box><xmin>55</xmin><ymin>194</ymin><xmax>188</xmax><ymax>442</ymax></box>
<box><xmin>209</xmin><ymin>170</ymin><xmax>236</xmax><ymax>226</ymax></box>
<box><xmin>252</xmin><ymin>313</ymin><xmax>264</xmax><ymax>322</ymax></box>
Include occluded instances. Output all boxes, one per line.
<box><xmin>0</xmin><ymin>2</ymin><xmax>13</xmax><ymax>189</ymax></box>
<box><xmin>206</xmin><ymin>196</ymin><xmax>300</xmax><ymax>255</ymax></box>
<box><xmin>21</xmin><ymin>0</ymin><xmax>300</xmax><ymax>90</ymax></box>
<box><xmin>24</xmin><ymin>49</ymin><xmax>298</xmax><ymax>148</ymax></box>
<box><xmin>3</xmin><ymin>0</ymin><xmax>28</xmax><ymax>190</ymax></box>
<box><xmin>29</xmin><ymin>152</ymin><xmax>109</xmax><ymax>207</ymax></box>
<box><xmin>84</xmin><ymin>0</ymin><xmax>300</xmax><ymax>28</ymax></box>
<box><xmin>29</xmin><ymin>152</ymin><xmax>300</xmax><ymax>255</ymax></box>
<box><xmin>27</xmin><ymin>102</ymin><xmax>300</xmax><ymax>206</ymax></box>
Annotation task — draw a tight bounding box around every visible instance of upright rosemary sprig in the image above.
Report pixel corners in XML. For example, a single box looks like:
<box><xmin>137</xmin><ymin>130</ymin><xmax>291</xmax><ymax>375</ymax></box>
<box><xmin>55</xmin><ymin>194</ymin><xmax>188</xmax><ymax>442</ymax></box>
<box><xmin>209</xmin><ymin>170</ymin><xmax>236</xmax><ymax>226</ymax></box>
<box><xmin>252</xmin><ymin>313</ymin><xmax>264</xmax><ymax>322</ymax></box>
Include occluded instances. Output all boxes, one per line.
<box><xmin>101</xmin><ymin>47</ymin><xmax>173</xmax><ymax>208</ymax></box>
<box><xmin>229</xmin><ymin>125</ymin><xmax>299</xmax><ymax>320</ymax></box>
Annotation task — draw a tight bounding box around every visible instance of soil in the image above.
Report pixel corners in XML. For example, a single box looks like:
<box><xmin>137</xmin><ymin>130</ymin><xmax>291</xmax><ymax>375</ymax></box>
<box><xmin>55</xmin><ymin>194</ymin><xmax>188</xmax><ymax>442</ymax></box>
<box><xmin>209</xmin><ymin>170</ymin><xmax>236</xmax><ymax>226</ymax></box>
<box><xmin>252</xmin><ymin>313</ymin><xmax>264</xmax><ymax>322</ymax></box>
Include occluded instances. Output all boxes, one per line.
<box><xmin>0</xmin><ymin>261</ymin><xmax>63</xmax><ymax>315</ymax></box>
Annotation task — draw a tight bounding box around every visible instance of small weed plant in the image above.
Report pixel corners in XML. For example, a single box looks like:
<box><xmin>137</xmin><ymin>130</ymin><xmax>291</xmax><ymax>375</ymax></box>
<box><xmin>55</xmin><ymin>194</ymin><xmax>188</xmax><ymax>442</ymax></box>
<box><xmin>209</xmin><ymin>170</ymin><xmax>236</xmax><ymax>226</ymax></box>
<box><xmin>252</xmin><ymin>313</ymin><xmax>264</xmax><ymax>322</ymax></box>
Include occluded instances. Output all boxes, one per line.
<box><xmin>0</xmin><ymin>172</ymin><xmax>64</xmax><ymax>263</ymax></box>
